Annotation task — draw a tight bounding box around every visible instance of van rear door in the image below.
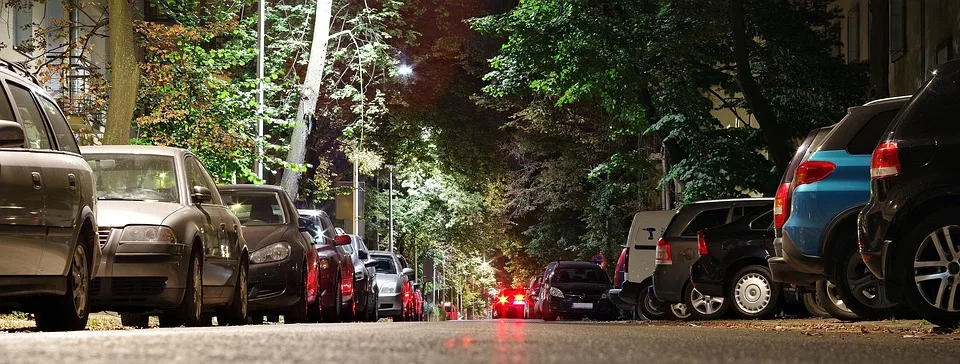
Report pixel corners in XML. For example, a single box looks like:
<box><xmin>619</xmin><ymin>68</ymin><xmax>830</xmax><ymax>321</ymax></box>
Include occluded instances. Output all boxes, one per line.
<box><xmin>626</xmin><ymin>210</ymin><xmax>676</xmax><ymax>283</ymax></box>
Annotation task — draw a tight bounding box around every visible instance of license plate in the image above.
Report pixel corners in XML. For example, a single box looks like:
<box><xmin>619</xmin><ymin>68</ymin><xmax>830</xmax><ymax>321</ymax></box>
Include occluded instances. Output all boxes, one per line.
<box><xmin>572</xmin><ymin>302</ymin><xmax>593</xmax><ymax>309</ymax></box>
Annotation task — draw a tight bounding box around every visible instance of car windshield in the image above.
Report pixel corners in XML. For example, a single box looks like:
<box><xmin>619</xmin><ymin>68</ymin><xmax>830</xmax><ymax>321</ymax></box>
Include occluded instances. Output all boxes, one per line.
<box><xmin>553</xmin><ymin>267</ymin><xmax>609</xmax><ymax>284</ymax></box>
<box><xmin>222</xmin><ymin>191</ymin><xmax>286</xmax><ymax>226</ymax></box>
<box><xmin>85</xmin><ymin>154</ymin><xmax>179</xmax><ymax>203</ymax></box>
<box><xmin>371</xmin><ymin>255</ymin><xmax>397</xmax><ymax>274</ymax></box>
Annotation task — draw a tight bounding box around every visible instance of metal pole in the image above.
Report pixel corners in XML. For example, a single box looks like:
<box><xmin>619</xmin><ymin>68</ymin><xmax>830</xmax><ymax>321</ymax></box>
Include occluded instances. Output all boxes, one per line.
<box><xmin>389</xmin><ymin>168</ymin><xmax>394</xmax><ymax>252</ymax></box>
<box><xmin>352</xmin><ymin>160</ymin><xmax>359</xmax><ymax>235</ymax></box>
<box><xmin>256</xmin><ymin>0</ymin><xmax>266</xmax><ymax>180</ymax></box>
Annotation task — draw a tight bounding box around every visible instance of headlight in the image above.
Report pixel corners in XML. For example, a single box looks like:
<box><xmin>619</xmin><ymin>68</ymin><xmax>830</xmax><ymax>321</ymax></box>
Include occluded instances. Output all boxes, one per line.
<box><xmin>549</xmin><ymin>287</ymin><xmax>564</xmax><ymax>298</ymax></box>
<box><xmin>250</xmin><ymin>242</ymin><xmax>291</xmax><ymax>264</ymax></box>
<box><xmin>120</xmin><ymin>225</ymin><xmax>176</xmax><ymax>243</ymax></box>
<box><xmin>318</xmin><ymin>258</ymin><xmax>329</xmax><ymax>270</ymax></box>
<box><xmin>601</xmin><ymin>291</ymin><xmax>609</xmax><ymax>299</ymax></box>
<box><xmin>381</xmin><ymin>284</ymin><xmax>396</xmax><ymax>293</ymax></box>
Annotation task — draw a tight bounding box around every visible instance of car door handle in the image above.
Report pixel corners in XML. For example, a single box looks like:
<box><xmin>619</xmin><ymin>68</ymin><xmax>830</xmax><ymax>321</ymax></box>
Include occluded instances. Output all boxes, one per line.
<box><xmin>67</xmin><ymin>173</ymin><xmax>77</xmax><ymax>191</ymax></box>
<box><xmin>31</xmin><ymin>172</ymin><xmax>41</xmax><ymax>189</ymax></box>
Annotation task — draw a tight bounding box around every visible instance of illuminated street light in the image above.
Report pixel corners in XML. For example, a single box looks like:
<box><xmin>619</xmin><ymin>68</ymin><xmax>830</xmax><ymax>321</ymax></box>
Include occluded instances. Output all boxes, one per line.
<box><xmin>398</xmin><ymin>64</ymin><xmax>414</xmax><ymax>77</ymax></box>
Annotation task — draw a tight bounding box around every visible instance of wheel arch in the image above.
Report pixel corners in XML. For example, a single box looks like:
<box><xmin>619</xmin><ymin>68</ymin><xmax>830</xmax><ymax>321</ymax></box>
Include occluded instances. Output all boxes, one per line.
<box><xmin>722</xmin><ymin>256</ymin><xmax>770</xmax><ymax>292</ymax></box>
<box><xmin>884</xmin><ymin>195</ymin><xmax>960</xmax><ymax>284</ymax></box>
<box><xmin>821</xmin><ymin>206</ymin><xmax>862</xmax><ymax>277</ymax></box>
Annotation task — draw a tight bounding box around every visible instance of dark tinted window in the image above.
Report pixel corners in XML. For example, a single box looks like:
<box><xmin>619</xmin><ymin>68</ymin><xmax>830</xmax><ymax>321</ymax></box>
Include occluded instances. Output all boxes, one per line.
<box><xmin>681</xmin><ymin>208</ymin><xmax>729</xmax><ymax>237</ymax></box>
<box><xmin>750</xmin><ymin>211</ymin><xmax>774</xmax><ymax>231</ymax></box>
<box><xmin>9</xmin><ymin>84</ymin><xmax>51</xmax><ymax>150</ymax></box>
<box><xmin>37</xmin><ymin>97</ymin><xmax>79</xmax><ymax>154</ymax></box>
<box><xmin>732</xmin><ymin>205</ymin><xmax>769</xmax><ymax>221</ymax></box>
<box><xmin>847</xmin><ymin>110</ymin><xmax>899</xmax><ymax>154</ymax></box>
<box><xmin>0</xmin><ymin>84</ymin><xmax>14</xmax><ymax>121</ymax></box>
<box><xmin>552</xmin><ymin>267</ymin><xmax>609</xmax><ymax>284</ymax></box>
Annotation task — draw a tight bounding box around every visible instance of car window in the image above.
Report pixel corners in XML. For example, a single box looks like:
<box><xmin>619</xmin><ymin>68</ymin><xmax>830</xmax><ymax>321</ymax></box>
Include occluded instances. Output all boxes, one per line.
<box><xmin>184</xmin><ymin>156</ymin><xmax>222</xmax><ymax>205</ymax></box>
<box><xmin>552</xmin><ymin>267</ymin><xmax>609</xmax><ymax>284</ymax></box>
<box><xmin>846</xmin><ymin>109</ymin><xmax>899</xmax><ymax>155</ymax></box>
<box><xmin>0</xmin><ymin>85</ymin><xmax>15</xmax><ymax>123</ymax></box>
<box><xmin>731</xmin><ymin>205</ymin><xmax>768</xmax><ymax>221</ymax></box>
<box><xmin>749</xmin><ymin>211</ymin><xmax>774</xmax><ymax>231</ymax></box>
<box><xmin>84</xmin><ymin>154</ymin><xmax>180</xmax><ymax>203</ymax></box>
<box><xmin>222</xmin><ymin>191</ymin><xmax>287</xmax><ymax>225</ymax></box>
<box><xmin>371</xmin><ymin>255</ymin><xmax>397</xmax><ymax>274</ymax></box>
<box><xmin>681</xmin><ymin>208</ymin><xmax>729</xmax><ymax>237</ymax></box>
<box><xmin>36</xmin><ymin>96</ymin><xmax>79</xmax><ymax>154</ymax></box>
<box><xmin>8</xmin><ymin>83</ymin><xmax>52</xmax><ymax>150</ymax></box>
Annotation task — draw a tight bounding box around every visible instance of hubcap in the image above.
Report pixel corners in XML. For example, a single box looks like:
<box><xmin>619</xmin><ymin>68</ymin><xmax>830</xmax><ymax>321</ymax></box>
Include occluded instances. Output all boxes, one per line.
<box><xmin>914</xmin><ymin>225</ymin><xmax>960</xmax><ymax>312</ymax></box>
<box><xmin>72</xmin><ymin>246</ymin><xmax>88</xmax><ymax>318</ymax></box>
<box><xmin>825</xmin><ymin>281</ymin><xmax>853</xmax><ymax>313</ymax></box>
<box><xmin>690</xmin><ymin>287</ymin><xmax>724</xmax><ymax>315</ymax></box>
<box><xmin>670</xmin><ymin>303</ymin><xmax>691</xmax><ymax>318</ymax></box>
<box><xmin>734</xmin><ymin>273</ymin><xmax>771</xmax><ymax>314</ymax></box>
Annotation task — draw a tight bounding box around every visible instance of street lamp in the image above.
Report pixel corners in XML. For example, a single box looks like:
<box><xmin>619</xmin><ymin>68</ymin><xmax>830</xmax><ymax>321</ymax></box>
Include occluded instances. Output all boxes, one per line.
<box><xmin>397</xmin><ymin>64</ymin><xmax>414</xmax><ymax>78</ymax></box>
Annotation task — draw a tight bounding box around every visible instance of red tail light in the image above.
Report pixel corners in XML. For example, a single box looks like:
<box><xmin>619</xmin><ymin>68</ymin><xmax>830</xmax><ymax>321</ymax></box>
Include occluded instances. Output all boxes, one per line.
<box><xmin>794</xmin><ymin>161</ymin><xmax>836</xmax><ymax>186</ymax></box>
<box><xmin>870</xmin><ymin>141</ymin><xmax>900</xmax><ymax>179</ymax></box>
<box><xmin>655</xmin><ymin>238</ymin><xmax>672</xmax><ymax>265</ymax></box>
<box><xmin>774</xmin><ymin>183</ymin><xmax>790</xmax><ymax>228</ymax></box>
<box><xmin>697</xmin><ymin>231</ymin><xmax>709</xmax><ymax>256</ymax></box>
<box><xmin>498</xmin><ymin>296</ymin><xmax>508</xmax><ymax>304</ymax></box>
<box><xmin>513</xmin><ymin>294</ymin><xmax>525</xmax><ymax>301</ymax></box>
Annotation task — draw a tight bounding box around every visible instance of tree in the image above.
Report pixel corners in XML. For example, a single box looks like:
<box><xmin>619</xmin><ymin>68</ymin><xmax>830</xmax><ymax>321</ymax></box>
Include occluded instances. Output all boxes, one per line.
<box><xmin>103</xmin><ymin>0</ymin><xmax>138</xmax><ymax>145</ymax></box>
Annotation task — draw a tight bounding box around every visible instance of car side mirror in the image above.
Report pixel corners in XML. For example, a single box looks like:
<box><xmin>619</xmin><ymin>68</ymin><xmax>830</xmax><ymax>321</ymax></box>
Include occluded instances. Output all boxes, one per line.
<box><xmin>0</xmin><ymin>120</ymin><xmax>25</xmax><ymax>148</ymax></box>
<box><xmin>334</xmin><ymin>234</ymin><xmax>352</xmax><ymax>246</ymax></box>
<box><xmin>191</xmin><ymin>185</ymin><xmax>212</xmax><ymax>204</ymax></box>
<box><xmin>402</xmin><ymin>267</ymin><xmax>415</xmax><ymax>277</ymax></box>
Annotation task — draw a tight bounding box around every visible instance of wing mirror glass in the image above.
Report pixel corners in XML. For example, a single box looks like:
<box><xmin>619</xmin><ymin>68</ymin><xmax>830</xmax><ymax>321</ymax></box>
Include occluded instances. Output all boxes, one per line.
<box><xmin>0</xmin><ymin>120</ymin><xmax>25</xmax><ymax>148</ymax></box>
<box><xmin>191</xmin><ymin>185</ymin><xmax>212</xmax><ymax>204</ymax></box>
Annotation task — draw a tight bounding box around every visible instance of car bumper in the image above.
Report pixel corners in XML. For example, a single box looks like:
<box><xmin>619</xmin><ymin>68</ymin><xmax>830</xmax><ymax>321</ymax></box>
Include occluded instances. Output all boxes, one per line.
<box><xmin>92</xmin><ymin>239</ymin><xmax>189</xmax><ymax>310</ymax></box>
<box><xmin>607</xmin><ymin>289</ymin><xmax>635</xmax><ymax>312</ymax></box>
<box><xmin>247</xmin><ymin>258</ymin><xmax>302</xmax><ymax>311</ymax></box>
<box><xmin>768</xmin><ymin>232</ymin><xmax>825</xmax><ymax>285</ymax></box>
<box><xmin>545</xmin><ymin>296</ymin><xmax>614</xmax><ymax>317</ymax></box>
<box><xmin>619</xmin><ymin>281</ymin><xmax>645</xmax><ymax>305</ymax></box>
<box><xmin>652</xmin><ymin>265</ymin><xmax>685</xmax><ymax>303</ymax></box>
<box><xmin>378</xmin><ymin>292</ymin><xmax>403</xmax><ymax>317</ymax></box>
<box><xmin>689</xmin><ymin>260</ymin><xmax>724</xmax><ymax>297</ymax></box>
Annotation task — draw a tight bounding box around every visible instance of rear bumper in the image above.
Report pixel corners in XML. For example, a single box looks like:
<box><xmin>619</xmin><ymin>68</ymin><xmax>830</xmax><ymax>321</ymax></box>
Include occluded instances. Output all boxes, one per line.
<box><xmin>768</xmin><ymin>232</ymin><xmax>825</xmax><ymax>285</ymax></box>
<box><xmin>607</xmin><ymin>289</ymin><xmax>635</xmax><ymax>312</ymax></box>
<box><xmin>619</xmin><ymin>281</ymin><xmax>646</xmax><ymax>305</ymax></box>
<box><xmin>248</xmin><ymin>259</ymin><xmax>302</xmax><ymax>311</ymax></box>
<box><xmin>652</xmin><ymin>265</ymin><xmax>685</xmax><ymax>303</ymax></box>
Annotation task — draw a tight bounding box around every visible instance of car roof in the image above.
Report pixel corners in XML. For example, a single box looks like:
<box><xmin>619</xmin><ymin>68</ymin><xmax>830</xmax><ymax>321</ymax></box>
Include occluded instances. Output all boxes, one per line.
<box><xmin>684</xmin><ymin>197</ymin><xmax>773</xmax><ymax>207</ymax></box>
<box><xmin>81</xmin><ymin>145</ymin><xmax>188</xmax><ymax>157</ymax></box>
<box><xmin>556</xmin><ymin>261</ymin><xmax>603</xmax><ymax>269</ymax></box>
<box><xmin>817</xmin><ymin>97</ymin><xmax>909</xmax><ymax>152</ymax></box>
<box><xmin>219</xmin><ymin>184</ymin><xmax>284</xmax><ymax>192</ymax></box>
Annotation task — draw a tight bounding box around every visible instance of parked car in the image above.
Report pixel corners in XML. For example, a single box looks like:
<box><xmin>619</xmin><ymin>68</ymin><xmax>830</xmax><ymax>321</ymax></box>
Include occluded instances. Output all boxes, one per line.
<box><xmin>298</xmin><ymin>209</ymin><xmax>353</xmax><ymax>322</ymax></box>
<box><xmin>493</xmin><ymin>287</ymin><xmax>526</xmax><ymax>319</ymax></box>
<box><xmin>412</xmin><ymin>283</ymin><xmax>425</xmax><ymax>321</ymax></box>
<box><xmin>617</xmin><ymin>210</ymin><xmax>676</xmax><ymax>320</ymax></box>
<box><xmin>859</xmin><ymin>60</ymin><xmax>960</xmax><ymax>327</ymax></box>
<box><xmin>653</xmin><ymin>198</ymin><xmax>772</xmax><ymax>320</ymax></box>
<box><xmin>219</xmin><ymin>185</ymin><xmax>318</xmax><ymax>324</ymax></box>
<box><xmin>83</xmin><ymin>146</ymin><xmax>248</xmax><ymax>328</ymax></box>
<box><xmin>370</xmin><ymin>251</ymin><xmax>414</xmax><ymax>320</ymax></box>
<box><xmin>768</xmin><ymin>96</ymin><xmax>910</xmax><ymax>321</ymax></box>
<box><xmin>444</xmin><ymin>302</ymin><xmax>459</xmax><ymax>320</ymax></box>
<box><xmin>0</xmin><ymin>61</ymin><xmax>99</xmax><ymax>331</ymax></box>
<box><xmin>524</xmin><ymin>276</ymin><xmax>543</xmax><ymax>319</ymax></box>
<box><xmin>335</xmin><ymin>234</ymin><xmax>379</xmax><ymax>322</ymax></box>
<box><xmin>534</xmin><ymin>261</ymin><xmax>559</xmax><ymax>318</ymax></box>
<box><xmin>396</xmin><ymin>254</ymin><xmax>417</xmax><ymax>321</ymax></box>
<box><xmin>539</xmin><ymin>261</ymin><xmax>616</xmax><ymax>321</ymax></box>
<box><xmin>607</xmin><ymin>246</ymin><xmax>634</xmax><ymax>317</ymax></box>
<box><xmin>690</xmin><ymin>204</ymin><xmax>788</xmax><ymax>319</ymax></box>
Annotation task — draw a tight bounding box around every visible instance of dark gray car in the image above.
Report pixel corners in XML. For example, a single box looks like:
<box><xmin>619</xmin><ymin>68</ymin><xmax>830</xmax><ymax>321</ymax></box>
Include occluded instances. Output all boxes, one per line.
<box><xmin>82</xmin><ymin>146</ymin><xmax>248</xmax><ymax>328</ymax></box>
<box><xmin>0</xmin><ymin>61</ymin><xmax>99</xmax><ymax>331</ymax></box>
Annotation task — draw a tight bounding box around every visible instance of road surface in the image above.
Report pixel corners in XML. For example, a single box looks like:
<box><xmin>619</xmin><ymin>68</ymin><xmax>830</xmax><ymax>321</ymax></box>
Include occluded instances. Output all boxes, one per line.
<box><xmin>0</xmin><ymin>319</ymin><xmax>956</xmax><ymax>363</ymax></box>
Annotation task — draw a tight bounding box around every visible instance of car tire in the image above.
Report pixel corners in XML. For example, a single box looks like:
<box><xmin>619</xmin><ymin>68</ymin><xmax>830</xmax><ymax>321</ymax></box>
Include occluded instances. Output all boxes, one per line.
<box><xmin>286</xmin><ymin>264</ymin><xmax>310</xmax><ymax>324</ymax></box>
<box><xmin>802</xmin><ymin>292</ymin><xmax>832</xmax><ymax>318</ymax></box>
<box><xmin>217</xmin><ymin>258</ymin><xmax>248</xmax><ymax>326</ymax></box>
<box><xmin>35</xmin><ymin>242</ymin><xmax>90</xmax><ymax>332</ymax></box>
<box><xmin>323</xmin><ymin>276</ymin><xmax>342</xmax><ymax>323</ymax></box>
<box><xmin>637</xmin><ymin>283</ymin><xmax>668</xmax><ymax>320</ymax></box>
<box><xmin>684</xmin><ymin>282</ymin><xmax>728</xmax><ymax>320</ymax></box>
<box><xmin>120</xmin><ymin>313</ymin><xmax>149</xmax><ymax>328</ymax></box>
<box><xmin>728</xmin><ymin>265</ymin><xmax>781</xmax><ymax>319</ymax></box>
<box><xmin>896</xmin><ymin>212</ymin><xmax>960</xmax><ymax>328</ymax></box>
<box><xmin>816</xmin><ymin>280</ymin><xmax>860</xmax><ymax>321</ymax></box>
<box><xmin>833</xmin><ymin>239</ymin><xmax>908</xmax><ymax>320</ymax></box>
<box><xmin>173</xmin><ymin>250</ymin><xmax>204</xmax><ymax>327</ymax></box>
<box><xmin>541</xmin><ymin>309</ymin><xmax>558</xmax><ymax>321</ymax></box>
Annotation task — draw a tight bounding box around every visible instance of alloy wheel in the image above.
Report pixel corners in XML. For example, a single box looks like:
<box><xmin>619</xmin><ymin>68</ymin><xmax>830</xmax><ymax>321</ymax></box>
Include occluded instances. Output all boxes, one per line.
<box><xmin>71</xmin><ymin>246</ymin><xmax>89</xmax><ymax>318</ymax></box>
<box><xmin>914</xmin><ymin>226</ymin><xmax>960</xmax><ymax>312</ymax></box>
<box><xmin>670</xmin><ymin>303</ymin><xmax>691</xmax><ymax>319</ymax></box>
<box><xmin>824</xmin><ymin>281</ymin><xmax>853</xmax><ymax>313</ymax></box>
<box><xmin>734</xmin><ymin>273</ymin><xmax>771</xmax><ymax>314</ymax></box>
<box><xmin>689</xmin><ymin>288</ymin><xmax>724</xmax><ymax>315</ymax></box>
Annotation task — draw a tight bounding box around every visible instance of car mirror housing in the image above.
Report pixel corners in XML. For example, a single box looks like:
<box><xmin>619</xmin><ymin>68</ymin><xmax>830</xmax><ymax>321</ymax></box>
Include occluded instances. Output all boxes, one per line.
<box><xmin>191</xmin><ymin>185</ymin><xmax>212</xmax><ymax>204</ymax></box>
<box><xmin>334</xmin><ymin>234</ymin><xmax>352</xmax><ymax>246</ymax></box>
<box><xmin>0</xmin><ymin>120</ymin><xmax>25</xmax><ymax>148</ymax></box>
<box><xmin>402</xmin><ymin>267</ymin><xmax>415</xmax><ymax>277</ymax></box>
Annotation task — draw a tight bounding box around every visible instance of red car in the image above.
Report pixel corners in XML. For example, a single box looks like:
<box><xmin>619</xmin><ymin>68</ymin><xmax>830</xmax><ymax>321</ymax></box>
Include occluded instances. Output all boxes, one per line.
<box><xmin>444</xmin><ymin>303</ymin><xmax>459</xmax><ymax>320</ymax></box>
<box><xmin>298</xmin><ymin>209</ymin><xmax>354</xmax><ymax>322</ymax></box>
<box><xmin>397</xmin><ymin>254</ymin><xmax>417</xmax><ymax>321</ymax></box>
<box><xmin>493</xmin><ymin>288</ymin><xmax>526</xmax><ymax>319</ymax></box>
<box><xmin>411</xmin><ymin>283</ymin><xmax>424</xmax><ymax>321</ymax></box>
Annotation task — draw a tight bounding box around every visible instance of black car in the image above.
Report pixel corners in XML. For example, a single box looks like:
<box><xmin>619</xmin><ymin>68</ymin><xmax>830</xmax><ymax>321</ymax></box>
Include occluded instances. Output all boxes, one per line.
<box><xmin>690</xmin><ymin>205</ymin><xmax>786</xmax><ymax>319</ymax></box>
<box><xmin>652</xmin><ymin>198</ymin><xmax>772</xmax><ymax>320</ymax></box>
<box><xmin>540</xmin><ymin>261</ymin><xmax>615</xmax><ymax>321</ymax></box>
<box><xmin>858</xmin><ymin>60</ymin><xmax>960</xmax><ymax>327</ymax></box>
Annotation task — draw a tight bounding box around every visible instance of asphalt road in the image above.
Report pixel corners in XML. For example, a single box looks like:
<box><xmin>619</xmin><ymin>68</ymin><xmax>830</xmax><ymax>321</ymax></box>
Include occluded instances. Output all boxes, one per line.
<box><xmin>0</xmin><ymin>319</ymin><xmax>956</xmax><ymax>364</ymax></box>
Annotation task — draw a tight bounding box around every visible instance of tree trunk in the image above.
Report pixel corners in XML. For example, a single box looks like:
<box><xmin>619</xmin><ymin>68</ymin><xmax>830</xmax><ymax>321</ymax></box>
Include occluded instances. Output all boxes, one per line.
<box><xmin>728</xmin><ymin>0</ymin><xmax>791</xmax><ymax>174</ymax></box>
<box><xmin>103</xmin><ymin>0</ymin><xmax>139</xmax><ymax>145</ymax></box>
<box><xmin>869</xmin><ymin>0</ymin><xmax>890</xmax><ymax>99</ymax></box>
<box><xmin>280</xmin><ymin>0</ymin><xmax>334</xmax><ymax>201</ymax></box>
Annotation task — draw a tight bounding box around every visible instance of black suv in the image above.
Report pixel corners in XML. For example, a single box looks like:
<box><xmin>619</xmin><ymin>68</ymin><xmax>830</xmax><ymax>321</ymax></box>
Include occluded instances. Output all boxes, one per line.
<box><xmin>652</xmin><ymin>198</ymin><xmax>772</xmax><ymax>320</ymax></box>
<box><xmin>859</xmin><ymin>60</ymin><xmax>960</xmax><ymax>327</ymax></box>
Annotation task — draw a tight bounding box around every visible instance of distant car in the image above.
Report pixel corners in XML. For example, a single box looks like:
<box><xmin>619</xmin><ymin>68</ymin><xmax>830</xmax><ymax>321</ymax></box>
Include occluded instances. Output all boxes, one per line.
<box><xmin>653</xmin><ymin>198</ymin><xmax>772</xmax><ymax>320</ymax></box>
<box><xmin>539</xmin><ymin>261</ymin><xmax>616</xmax><ymax>321</ymax></box>
<box><xmin>396</xmin><ymin>254</ymin><xmax>417</xmax><ymax>321</ymax></box>
<box><xmin>219</xmin><ymin>185</ymin><xmax>318</xmax><ymax>324</ymax></box>
<box><xmin>493</xmin><ymin>288</ymin><xmax>526</xmax><ymax>319</ymax></box>
<box><xmin>83</xmin><ymin>146</ymin><xmax>248</xmax><ymax>328</ymax></box>
<box><xmin>859</xmin><ymin>60</ymin><xmax>960</xmax><ymax>327</ymax></box>
<box><xmin>607</xmin><ymin>246</ymin><xmax>633</xmax><ymax>317</ymax></box>
<box><xmin>770</xmin><ymin>96</ymin><xmax>910</xmax><ymax>321</ymax></box>
<box><xmin>524</xmin><ymin>276</ymin><xmax>543</xmax><ymax>319</ymax></box>
<box><xmin>370</xmin><ymin>251</ymin><xmax>414</xmax><ymax>320</ymax></box>
<box><xmin>299</xmin><ymin>209</ymin><xmax>353</xmax><ymax>322</ymax></box>
<box><xmin>336</xmin><ymin>234</ymin><xmax>379</xmax><ymax>322</ymax></box>
<box><xmin>444</xmin><ymin>302</ymin><xmax>459</xmax><ymax>320</ymax></box>
<box><xmin>0</xmin><ymin>63</ymin><xmax>99</xmax><ymax>331</ymax></box>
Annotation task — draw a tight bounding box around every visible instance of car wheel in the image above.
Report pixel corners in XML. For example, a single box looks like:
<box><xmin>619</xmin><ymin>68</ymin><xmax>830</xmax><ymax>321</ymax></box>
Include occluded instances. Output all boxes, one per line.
<box><xmin>815</xmin><ymin>280</ymin><xmax>860</xmax><ymax>321</ymax></box>
<box><xmin>802</xmin><ymin>292</ymin><xmax>832</xmax><ymax>318</ymax></box>
<box><xmin>541</xmin><ymin>309</ymin><xmax>558</xmax><ymax>321</ymax></box>
<box><xmin>323</xmin><ymin>276</ymin><xmax>342</xmax><ymax>323</ymax></box>
<box><xmin>684</xmin><ymin>282</ymin><xmax>728</xmax><ymax>320</ymax></box>
<box><xmin>897</xmin><ymin>217</ymin><xmax>960</xmax><ymax>328</ymax></box>
<box><xmin>834</xmin><ymin>239</ymin><xmax>908</xmax><ymax>320</ymax></box>
<box><xmin>638</xmin><ymin>283</ymin><xmax>668</xmax><ymax>320</ymax></box>
<box><xmin>35</xmin><ymin>242</ymin><xmax>90</xmax><ymax>332</ymax></box>
<box><xmin>174</xmin><ymin>250</ymin><xmax>204</xmax><ymax>327</ymax></box>
<box><xmin>286</xmin><ymin>263</ymin><xmax>310</xmax><ymax>324</ymax></box>
<box><xmin>666</xmin><ymin>302</ymin><xmax>692</xmax><ymax>320</ymax></box>
<box><xmin>120</xmin><ymin>313</ymin><xmax>150</xmax><ymax>328</ymax></box>
<box><xmin>217</xmin><ymin>258</ymin><xmax>248</xmax><ymax>326</ymax></box>
<box><xmin>729</xmin><ymin>265</ymin><xmax>780</xmax><ymax>319</ymax></box>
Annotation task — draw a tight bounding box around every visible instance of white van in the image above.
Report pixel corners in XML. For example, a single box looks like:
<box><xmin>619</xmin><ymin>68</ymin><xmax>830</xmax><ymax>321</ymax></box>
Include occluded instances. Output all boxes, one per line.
<box><xmin>610</xmin><ymin>210</ymin><xmax>676</xmax><ymax>318</ymax></box>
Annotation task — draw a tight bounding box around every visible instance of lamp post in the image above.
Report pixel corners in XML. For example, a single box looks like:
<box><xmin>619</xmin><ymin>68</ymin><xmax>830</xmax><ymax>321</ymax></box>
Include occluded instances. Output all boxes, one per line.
<box><xmin>388</xmin><ymin>166</ymin><xmax>394</xmax><ymax>252</ymax></box>
<box><xmin>256</xmin><ymin>0</ymin><xmax>266</xmax><ymax>181</ymax></box>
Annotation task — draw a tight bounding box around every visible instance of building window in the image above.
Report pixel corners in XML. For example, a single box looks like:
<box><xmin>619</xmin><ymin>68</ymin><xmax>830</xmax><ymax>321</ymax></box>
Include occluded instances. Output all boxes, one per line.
<box><xmin>890</xmin><ymin>0</ymin><xmax>906</xmax><ymax>61</ymax></box>
<box><xmin>847</xmin><ymin>3</ymin><xmax>860</xmax><ymax>62</ymax></box>
<box><xmin>936</xmin><ymin>39</ymin><xmax>954</xmax><ymax>66</ymax></box>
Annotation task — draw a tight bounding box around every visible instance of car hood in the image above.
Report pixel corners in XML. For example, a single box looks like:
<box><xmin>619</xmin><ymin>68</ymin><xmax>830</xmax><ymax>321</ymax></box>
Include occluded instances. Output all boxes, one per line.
<box><xmin>97</xmin><ymin>201</ymin><xmax>185</xmax><ymax>228</ymax></box>
<box><xmin>241</xmin><ymin>225</ymin><xmax>293</xmax><ymax>252</ymax></box>
<box><xmin>550</xmin><ymin>282</ymin><xmax>611</xmax><ymax>295</ymax></box>
<box><xmin>376</xmin><ymin>274</ymin><xmax>401</xmax><ymax>288</ymax></box>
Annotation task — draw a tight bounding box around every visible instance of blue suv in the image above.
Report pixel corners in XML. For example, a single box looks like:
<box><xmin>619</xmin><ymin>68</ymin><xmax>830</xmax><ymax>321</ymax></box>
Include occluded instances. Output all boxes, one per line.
<box><xmin>768</xmin><ymin>96</ymin><xmax>910</xmax><ymax>320</ymax></box>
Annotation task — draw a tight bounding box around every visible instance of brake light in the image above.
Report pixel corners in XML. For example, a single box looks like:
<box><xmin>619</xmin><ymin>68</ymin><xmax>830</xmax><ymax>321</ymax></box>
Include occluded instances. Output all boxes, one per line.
<box><xmin>794</xmin><ymin>161</ymin><xmax>836</xmax><ymax>186</ymax></box>
<box><xmin>697</xmin><ymin>231</ymin><xmax>708</xmax><ymax>256</ymax></box>
<box><xmin>655</xmin><ymin>238</ymin><xmax>672</xmax><ymax>265</ymax></box>
<box><xmin>870</xmin><ymin>141</ymin><xmax>900</xmax><ymax>179</ymax></box>
<box><xmin>774</xmin><ymin>183</ymin><xmax>790</xmax><ymax>228</ymax></box>
<box><xmin>498</xmin><ymin>296</ymin><xmax>508</xmax><ymax>304</ymax></box>
<box><xmin>513</xmin><ymin>294</ymin><xmax>525</xmax><ymax>301</ymax></box>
